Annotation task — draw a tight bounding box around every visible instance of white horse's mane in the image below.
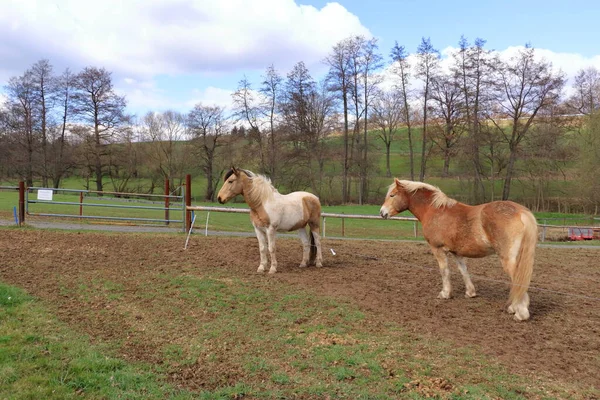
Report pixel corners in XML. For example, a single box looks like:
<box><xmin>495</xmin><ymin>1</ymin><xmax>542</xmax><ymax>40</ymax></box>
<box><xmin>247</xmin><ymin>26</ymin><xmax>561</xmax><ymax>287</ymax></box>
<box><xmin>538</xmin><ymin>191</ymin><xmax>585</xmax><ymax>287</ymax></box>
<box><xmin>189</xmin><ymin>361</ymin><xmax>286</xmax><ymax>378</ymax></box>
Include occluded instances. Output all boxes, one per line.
<box><xmin>243</xmin><ymin>170</ymin><xmax>278</xmax><ymax>207</ymax></box>
<box><xmin>394</xmin><ymin>180</ymin><xmax>457</xmax><ymax>208</ymax></box>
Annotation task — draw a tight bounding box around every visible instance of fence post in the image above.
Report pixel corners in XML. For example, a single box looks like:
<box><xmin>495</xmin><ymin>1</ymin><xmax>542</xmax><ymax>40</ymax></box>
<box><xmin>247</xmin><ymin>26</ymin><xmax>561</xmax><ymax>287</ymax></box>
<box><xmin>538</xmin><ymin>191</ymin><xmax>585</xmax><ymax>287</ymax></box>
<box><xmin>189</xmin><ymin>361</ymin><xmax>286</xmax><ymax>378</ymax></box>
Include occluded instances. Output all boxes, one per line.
<box><xmin>165</xmin><ymin>178</ymin><xmax>170</xmax><ymax>226</ymax></box>
<box><xmin>185</xmin><ymin>174</ymin><xmax>192</xmax><ymax>232</ymax></box>
<box><xmin>541</xmin><ymin>226</ymin><xmax>546</xmax><ymax>242</ymax></box>
<box><xmin>18</xmin><ymin>181</ymin><xmax>25</xmax><ymax>226</ymax></box>
<box><xmin>79</xmin><ymin>192</ymin><xmax>84</xmax><ymax>216</ymax></box>
<box><xmin>341</xmin><ymin>212</ymin><xmax>345</xmax><ymax>237</ymax></box>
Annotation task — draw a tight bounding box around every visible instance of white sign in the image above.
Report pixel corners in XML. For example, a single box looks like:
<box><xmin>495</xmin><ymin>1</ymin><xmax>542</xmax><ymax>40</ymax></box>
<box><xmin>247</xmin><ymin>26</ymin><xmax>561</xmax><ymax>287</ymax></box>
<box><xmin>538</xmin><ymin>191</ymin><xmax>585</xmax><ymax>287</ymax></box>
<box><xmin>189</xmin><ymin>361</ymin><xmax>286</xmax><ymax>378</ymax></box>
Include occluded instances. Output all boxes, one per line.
<box><xmin>37</xmin><ymin>189</ymin><xmax>53</xmax><ymax>201</ymax></box>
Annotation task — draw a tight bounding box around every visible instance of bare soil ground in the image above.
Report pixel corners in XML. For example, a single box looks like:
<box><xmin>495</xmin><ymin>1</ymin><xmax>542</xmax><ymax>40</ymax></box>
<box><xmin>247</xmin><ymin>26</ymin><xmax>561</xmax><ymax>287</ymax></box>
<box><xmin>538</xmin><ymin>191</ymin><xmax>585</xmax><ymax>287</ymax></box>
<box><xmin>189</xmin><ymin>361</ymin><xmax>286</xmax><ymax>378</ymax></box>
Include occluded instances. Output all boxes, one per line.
<box><xmin>1</xmin><ymin>229</ymin><xmax>599</xmax><ymax>392</ymax></box>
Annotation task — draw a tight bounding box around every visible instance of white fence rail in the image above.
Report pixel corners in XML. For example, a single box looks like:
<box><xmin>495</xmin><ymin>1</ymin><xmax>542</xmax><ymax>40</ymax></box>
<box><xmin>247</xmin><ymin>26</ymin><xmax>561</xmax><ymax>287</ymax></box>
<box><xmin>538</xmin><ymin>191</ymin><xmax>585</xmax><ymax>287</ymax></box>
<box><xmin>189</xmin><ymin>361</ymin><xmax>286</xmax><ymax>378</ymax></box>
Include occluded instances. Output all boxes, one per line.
<box><xmin>186</xmin><ymin>206</ymin><xmax>600</xmax><ymax>243</ymax></box>
<box><xmin>187</xmin><ymin>206</ymin><xmax>425</xmax><ymax>239</ymax></box>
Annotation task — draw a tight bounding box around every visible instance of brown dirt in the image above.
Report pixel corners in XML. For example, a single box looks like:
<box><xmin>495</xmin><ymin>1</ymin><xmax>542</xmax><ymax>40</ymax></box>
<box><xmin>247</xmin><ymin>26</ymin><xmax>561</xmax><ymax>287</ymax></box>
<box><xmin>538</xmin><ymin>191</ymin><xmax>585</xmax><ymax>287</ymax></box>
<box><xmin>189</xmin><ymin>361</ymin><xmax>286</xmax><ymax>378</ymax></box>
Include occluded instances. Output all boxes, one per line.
<box><xmin>1</xmin><ymin>229</ymin><xmax>599</xmax><ymax>391</ymax></box>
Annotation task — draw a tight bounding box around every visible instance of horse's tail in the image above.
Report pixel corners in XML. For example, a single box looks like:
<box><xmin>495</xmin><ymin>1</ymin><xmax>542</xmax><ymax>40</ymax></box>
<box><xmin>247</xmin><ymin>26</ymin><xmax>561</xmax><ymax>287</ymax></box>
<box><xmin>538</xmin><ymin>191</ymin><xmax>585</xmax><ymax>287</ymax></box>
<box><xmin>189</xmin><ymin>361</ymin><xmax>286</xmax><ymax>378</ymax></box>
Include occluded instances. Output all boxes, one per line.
<box><xmin>309</xmin><ymin>229</ymin><xmax>317</xmax><ymax>265</ymax></box>
<box><xmin>509</xmin><ymin>210</ymin><xmax>537</xmax><ymax>306</ymax></box>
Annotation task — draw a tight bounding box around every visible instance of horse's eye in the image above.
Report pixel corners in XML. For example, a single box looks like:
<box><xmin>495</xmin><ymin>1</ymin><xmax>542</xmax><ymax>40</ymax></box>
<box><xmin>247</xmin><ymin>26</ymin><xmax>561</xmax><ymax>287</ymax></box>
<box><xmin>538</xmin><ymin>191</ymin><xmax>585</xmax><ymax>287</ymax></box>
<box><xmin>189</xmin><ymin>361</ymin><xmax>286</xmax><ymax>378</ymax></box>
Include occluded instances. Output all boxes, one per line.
<box><xmin>390</xmin><ymin>193</ymin><xmax>396</xmax><ymax>198</ymax></box>
<box><xmin>228</xmin><ymin>180</ymin><xmax>233</xmax><ymax>184</ymax></box>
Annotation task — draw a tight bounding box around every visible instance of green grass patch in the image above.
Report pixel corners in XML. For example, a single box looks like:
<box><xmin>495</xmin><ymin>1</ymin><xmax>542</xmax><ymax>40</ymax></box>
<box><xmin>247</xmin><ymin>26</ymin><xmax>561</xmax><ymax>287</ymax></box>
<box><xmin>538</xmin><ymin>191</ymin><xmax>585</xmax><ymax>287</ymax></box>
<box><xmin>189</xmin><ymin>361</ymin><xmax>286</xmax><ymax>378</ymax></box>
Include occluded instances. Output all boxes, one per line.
<box><xmin>0</xmin><ymin>282</ymin><xmax>195</xmax><ymax>400</ymax></box>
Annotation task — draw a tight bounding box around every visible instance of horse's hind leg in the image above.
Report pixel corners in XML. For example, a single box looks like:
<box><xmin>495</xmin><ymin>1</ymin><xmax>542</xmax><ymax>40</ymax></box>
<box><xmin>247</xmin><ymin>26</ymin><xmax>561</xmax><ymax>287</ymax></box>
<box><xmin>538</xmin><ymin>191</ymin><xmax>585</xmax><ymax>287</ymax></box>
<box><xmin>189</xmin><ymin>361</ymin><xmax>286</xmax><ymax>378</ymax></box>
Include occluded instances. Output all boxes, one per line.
<box><xmin>297</xmin><ymin>228</ymin><xmax>310</xmax><ymax>268</ymax></box>
<box><xmin>501</xmin><ymin>243</ymin><xmax>530</xmax><ymax>321</ymax></box>
<box><xmin>431</xmin><ymin>247</ymin><xmax>452</xmax><ymax>299</ymax></box>
<box><xmin>454</xmin><ymin>256</ymin><xmax>477</xmax><ymax>298</ymax></box>
<box><xmin>310</xmin><ymin>226</ymin><xmax>323</xmax><ymax>268</ymax></box>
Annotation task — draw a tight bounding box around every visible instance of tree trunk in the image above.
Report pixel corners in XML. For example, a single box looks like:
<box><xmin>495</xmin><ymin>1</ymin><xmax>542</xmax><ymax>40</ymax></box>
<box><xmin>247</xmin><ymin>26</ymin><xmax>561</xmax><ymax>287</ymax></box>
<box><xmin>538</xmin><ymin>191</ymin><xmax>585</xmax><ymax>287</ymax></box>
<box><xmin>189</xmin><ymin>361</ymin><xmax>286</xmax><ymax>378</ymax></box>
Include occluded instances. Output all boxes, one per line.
<box><xmin>442</xmin><ymin>149</ymin><xmax>450</xmax><ymax>177</ymax></box>
<box><xmin>205</xmin><ymin>162</ymin><xmax>214</xmax><ymax>201</ymax></box>
<box><xmin>342</xmin><ymin>92</ymin><xmax>349</xmax><ymax>203</ymax></box>
<box><xmin>385</xmin><ymin>141</ymin><xmax>392</xmax><ymax>177</ymax></box>
<box><xmin>407</xmin><ymin>124</ymin><xmax>414</xmax><ymax>180</ymax></box>
<box><xmin>502</xmin><ymin>146</ymin><xmax>518</xmax><ymax>200</ymax></box>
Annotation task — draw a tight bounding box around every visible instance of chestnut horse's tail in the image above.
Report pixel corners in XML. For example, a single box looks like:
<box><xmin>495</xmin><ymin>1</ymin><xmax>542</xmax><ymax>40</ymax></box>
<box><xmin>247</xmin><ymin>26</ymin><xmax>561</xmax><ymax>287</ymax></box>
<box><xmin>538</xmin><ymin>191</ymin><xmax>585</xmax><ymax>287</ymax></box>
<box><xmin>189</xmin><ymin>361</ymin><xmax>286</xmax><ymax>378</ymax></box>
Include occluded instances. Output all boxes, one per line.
<box><xmin>509</xmin><ymin>210</ymin><xmax>538</xmax><ymax>305</ymax></box>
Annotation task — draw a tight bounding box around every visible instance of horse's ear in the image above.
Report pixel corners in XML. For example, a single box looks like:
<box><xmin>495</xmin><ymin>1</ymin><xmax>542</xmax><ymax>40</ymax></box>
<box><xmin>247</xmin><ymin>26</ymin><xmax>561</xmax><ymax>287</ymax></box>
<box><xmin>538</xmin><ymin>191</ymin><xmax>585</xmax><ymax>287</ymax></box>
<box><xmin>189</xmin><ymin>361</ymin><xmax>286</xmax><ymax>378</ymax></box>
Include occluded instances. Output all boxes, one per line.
<box><xmin>231</xmin><ymin>166</ymin><xmax>239</xmax><ymax>175</ymax></box>
<box><xmin>394</xmin><ymin>178</ymin><xmax>402</xmax><ymax>187</ymax></box>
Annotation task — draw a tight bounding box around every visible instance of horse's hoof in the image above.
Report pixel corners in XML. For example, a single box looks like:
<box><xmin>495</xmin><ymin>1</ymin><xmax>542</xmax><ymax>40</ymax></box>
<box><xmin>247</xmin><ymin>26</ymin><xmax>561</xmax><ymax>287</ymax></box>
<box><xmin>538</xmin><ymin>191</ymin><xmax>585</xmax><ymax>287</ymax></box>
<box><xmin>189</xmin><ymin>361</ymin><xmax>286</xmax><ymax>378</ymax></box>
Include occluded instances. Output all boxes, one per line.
<box><xmin>268</xmin><ymin>269</ymin><xmax>277</xmax><ymax>275</ymax></box>
<box><xmin>299</xmin><ymin>263</ymin><xmax>307</xmax><ymax>268</ymax></box>
<box><xmin>257</xmin><ymin>266</ymin><xmax>266</xmax><ymax>273</ymax></box>
<box><xmin>507</xmin><ymin>305</ymin><xmax>515</xmax><ymax>314</ymax></box>
<box><xmin>465</xmin><ymin>291</ymin><xmax>477</xmax><ymax>298</ymax></box>
<box><xmin>513</xmin><ymin>310</ymin><xmax>530</xmax><ymax>321</ymax></box>
<box><xmin>316</xmin><ymin>262</ymin><xmax>323</xmax><ymax>268</ymax></box>
<box><xmin>437</xmin><ymin>291</ymin><xmax>451</xmax><ymax>299</ymax></box>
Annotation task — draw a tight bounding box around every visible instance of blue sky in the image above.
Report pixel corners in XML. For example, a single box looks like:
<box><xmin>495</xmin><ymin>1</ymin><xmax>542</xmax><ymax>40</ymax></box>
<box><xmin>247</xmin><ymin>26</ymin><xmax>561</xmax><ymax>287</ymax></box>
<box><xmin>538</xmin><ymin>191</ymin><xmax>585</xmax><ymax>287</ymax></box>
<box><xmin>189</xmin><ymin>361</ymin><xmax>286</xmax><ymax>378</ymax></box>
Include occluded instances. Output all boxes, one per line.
<box><xmin>309</xmin><ymin>0</ymin><xmax>600</xmax><ymax>56</ymax></box>
<box><xmin>2</xmin><ymin>0</ymin><xmax>600</xmax><ymax>116</ymax></box>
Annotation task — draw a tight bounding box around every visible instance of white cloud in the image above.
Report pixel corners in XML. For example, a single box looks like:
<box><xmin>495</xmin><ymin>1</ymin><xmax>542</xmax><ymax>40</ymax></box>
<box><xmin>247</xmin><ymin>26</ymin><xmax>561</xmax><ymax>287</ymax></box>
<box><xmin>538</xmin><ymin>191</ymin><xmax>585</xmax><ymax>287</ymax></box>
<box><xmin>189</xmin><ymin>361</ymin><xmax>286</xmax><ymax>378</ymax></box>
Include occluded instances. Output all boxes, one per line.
<box><xmin>0</xmin><ymin>0</ymin><xmax>371</xmax><ymax>80</ymax></box>
<box><xmin>186</xmin><ymin>86</ymin><xmax>235</xmax><ymax>110</ymax></box>
<box><xmin>380</xmin><ymin>45</ymin><xmax>600</xmax><ymax>97</ymax></box>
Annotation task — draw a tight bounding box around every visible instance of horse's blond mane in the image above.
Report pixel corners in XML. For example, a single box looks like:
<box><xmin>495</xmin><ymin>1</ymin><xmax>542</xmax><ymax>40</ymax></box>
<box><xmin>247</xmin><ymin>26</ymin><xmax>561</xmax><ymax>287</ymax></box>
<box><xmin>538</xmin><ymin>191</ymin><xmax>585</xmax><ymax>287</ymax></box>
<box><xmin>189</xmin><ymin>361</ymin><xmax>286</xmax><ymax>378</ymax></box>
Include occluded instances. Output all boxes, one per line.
<box><xmin>244</xmin><ymin>171</ymin><xmax>278</xmax><ymax>207</ymax></box>
<box><xmin>396</xmin><ymin>180</ymin><xmax>457</xmax><ymax>208</ymax></box>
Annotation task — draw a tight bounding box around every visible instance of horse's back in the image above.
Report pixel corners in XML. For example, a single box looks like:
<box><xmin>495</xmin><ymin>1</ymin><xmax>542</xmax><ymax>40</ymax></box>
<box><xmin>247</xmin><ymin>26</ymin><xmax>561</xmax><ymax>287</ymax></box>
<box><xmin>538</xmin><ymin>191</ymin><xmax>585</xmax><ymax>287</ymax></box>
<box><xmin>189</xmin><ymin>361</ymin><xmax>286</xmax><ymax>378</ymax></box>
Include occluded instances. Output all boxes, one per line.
<box><xmin>480</xmin><ymin>201</ymin><xmax>534</xmax><ymax>231</ymax></box>
<box><xmin>268</xmin><ymin>191</ymin><xmax>321</xmax><ymax>231</ymax></box>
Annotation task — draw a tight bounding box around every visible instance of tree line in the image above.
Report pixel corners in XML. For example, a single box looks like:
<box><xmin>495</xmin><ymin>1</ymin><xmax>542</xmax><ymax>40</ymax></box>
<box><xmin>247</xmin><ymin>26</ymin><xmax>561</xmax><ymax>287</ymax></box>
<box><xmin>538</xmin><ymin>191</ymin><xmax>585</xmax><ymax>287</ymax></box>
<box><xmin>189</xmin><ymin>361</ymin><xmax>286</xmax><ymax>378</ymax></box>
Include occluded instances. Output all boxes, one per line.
<box><xmin>1</xmin><ymin>36</ymin><xmax>600</xmax><ymax>211</ymax></box>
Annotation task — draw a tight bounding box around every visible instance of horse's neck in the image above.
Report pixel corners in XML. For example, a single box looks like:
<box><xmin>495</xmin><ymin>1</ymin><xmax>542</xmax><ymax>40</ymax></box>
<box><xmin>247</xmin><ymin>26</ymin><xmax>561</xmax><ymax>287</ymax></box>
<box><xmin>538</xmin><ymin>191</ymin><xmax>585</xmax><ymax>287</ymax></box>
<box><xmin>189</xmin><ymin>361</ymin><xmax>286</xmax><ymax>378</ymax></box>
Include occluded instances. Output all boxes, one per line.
<box><xmin>407</xmin><ymin>190</ymin><xmax>435</xmax><ymax>220</ymax></box>
<box><xmin>241</xmin><ymin>176</ymin><xmax>272</xmax><ymax>211</ymax></box>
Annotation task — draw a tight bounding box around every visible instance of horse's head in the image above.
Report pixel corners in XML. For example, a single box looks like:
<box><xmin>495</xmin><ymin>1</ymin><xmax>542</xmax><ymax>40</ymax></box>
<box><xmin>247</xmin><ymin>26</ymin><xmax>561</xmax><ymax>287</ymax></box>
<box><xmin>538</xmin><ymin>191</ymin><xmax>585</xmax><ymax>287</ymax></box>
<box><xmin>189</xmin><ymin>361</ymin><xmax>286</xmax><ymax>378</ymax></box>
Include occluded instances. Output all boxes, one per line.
<box><xmin>217</xmin><ymin>167</ymin><xmax>245</xmax><ymax>204</ymax></box>
<box><xmin>380</xmin><ymin>178</ymin><xmax>409</xmax><ymax>219</ymax></box>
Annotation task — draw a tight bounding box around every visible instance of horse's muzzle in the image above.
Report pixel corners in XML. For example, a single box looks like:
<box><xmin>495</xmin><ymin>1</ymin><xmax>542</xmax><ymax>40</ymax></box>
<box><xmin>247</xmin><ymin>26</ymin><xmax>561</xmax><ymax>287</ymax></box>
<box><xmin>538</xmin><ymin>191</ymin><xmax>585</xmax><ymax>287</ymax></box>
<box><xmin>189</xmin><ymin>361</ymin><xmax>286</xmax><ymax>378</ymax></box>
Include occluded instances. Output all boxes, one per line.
<box><xmin>217</xmin><ymin>196</ymin><xmax>224</xmax><ymax>204</ymax></box>
<box><xmin>380</xmin><ymin>208</ymin><xmax>389</xmax><ymax>219</ymax></box>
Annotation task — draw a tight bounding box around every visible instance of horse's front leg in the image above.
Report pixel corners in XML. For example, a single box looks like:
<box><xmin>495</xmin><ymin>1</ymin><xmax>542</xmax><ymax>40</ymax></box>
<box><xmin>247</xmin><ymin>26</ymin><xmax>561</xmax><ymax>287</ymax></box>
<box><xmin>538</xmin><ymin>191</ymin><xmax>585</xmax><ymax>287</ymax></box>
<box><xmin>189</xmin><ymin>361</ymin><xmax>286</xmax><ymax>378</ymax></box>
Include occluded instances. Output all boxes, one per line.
<box><xmin>254</xmin><ymin>226</ymin><xmax>269</xmax><ymax>273</ymax></box>
<box><xmin>431</xmin><ymin>247</ymin><xmax>452</xmax><ymax>299</ymax></box>
<box><xmin>266</xmin><ymin>226</ymin><xmax>278</xmax><ymax>274</ymax></box>
<box><xmin>454</xmin><ymin>256</ymin><xmax>477</xmax><ymax>298</ymax></box>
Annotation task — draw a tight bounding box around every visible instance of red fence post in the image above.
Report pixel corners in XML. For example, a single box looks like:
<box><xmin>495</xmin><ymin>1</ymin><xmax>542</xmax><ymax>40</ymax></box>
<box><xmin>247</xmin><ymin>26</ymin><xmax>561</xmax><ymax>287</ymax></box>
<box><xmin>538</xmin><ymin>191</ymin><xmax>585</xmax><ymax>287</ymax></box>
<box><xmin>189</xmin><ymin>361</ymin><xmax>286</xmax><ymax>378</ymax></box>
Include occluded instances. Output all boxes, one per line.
<box><xmin>165</xmin><ymin>178</ymin><xmax>170</xmax><ymax>226</ymax></box>
<box><xmin>185</xmin><ymin>174</ymin><xmax>192</xmax><ymax>232</ymax></box>
<box><xmin>18</xmin><ymin>181</ymin><xmax>25</xmax><ymax>226</ymax></box>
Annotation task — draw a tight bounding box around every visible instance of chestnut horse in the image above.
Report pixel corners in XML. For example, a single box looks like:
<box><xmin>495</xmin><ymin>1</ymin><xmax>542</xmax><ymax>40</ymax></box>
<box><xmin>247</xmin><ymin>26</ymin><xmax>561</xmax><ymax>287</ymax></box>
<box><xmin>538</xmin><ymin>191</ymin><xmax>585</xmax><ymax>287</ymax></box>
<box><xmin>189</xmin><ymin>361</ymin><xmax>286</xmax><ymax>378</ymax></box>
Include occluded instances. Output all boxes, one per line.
<box><xmin>380</xmin><ymin>179</ymin><xmax>537</xmax><ymax>321</ymax></box>
<box><xmin>217</xmin><ymin>167</ymin><xmax>323</xmax><ymax>274</ymax></box>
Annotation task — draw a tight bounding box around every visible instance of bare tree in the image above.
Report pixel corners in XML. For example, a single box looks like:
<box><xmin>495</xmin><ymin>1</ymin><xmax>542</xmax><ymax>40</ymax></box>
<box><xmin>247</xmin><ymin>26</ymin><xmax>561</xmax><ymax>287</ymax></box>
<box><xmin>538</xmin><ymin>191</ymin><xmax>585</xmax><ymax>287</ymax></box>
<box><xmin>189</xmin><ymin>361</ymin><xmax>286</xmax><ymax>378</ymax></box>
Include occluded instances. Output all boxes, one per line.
<box><xmin>259</xmin><ymin>65</ymin><xmax>283</xmax><ymax>179</ymax></box>
<box><xmin>416</xmin><ymin>37</ymin><xmax>440</xmax><ymax>181</ymax></box>
<box><xmin>5</xmin><ymin>71</ymin><xmax>37</xmax><ymax>186</ymax></box>
<box><xmin>324</xmin><ymin>37</ymin><xmax>354</xmax><ymax>202</ymax></box>
<box><xmin>231</xmin><ymin>76</ymin><xmax>265</xmax><ymax>172</ymax></box>
<box><xmin>390</xmin><ymin>42</ymin><xmax>415</xmax><ymax>180</ymax></box>
<box><xmin>488</xmin><ymin>45</ymin><xmax>565</xmax><ymax>200</ymax></box>
<box><xmin>577</xmin><ymin>111</ymin><xmax>600</xmax><ymax>213</ymax></box>
<box><xmin>281</xmin><ymin>63</ymin><xmax>337</xmax><ymax>194</ymax></box>
<box><xmin>50</xmin><ymin>68</ymin><xmax>76</xmax><ymax>188</ymax></box>
<box><xmin>139</xmin><ymin>110</ymin><xmax>190</xmax><ymax>192</ymax></box>
<box><xmin>187</xmin><ymin>104</ymin><xmax>227</xmax><ymax>201</ymax></box>
<box><xmin>72</xmin><ymin>67</ymin><xmax>127</xmax><ymax>193</ymax></box>
<box><xmin>429</xmin><ymin>73</ymin><xmax>464</xmax><ymax>177</ymax></box>
<box><xmin>566</xmin><ymin>67</ymin><xmax>600</xmax><ymax>116</ymax></box>
<box><xmin>359</xmin><ymin>37</ymin><xmax>383</xmax><ymax>203</ymax></box>
<box><xmin>372</xmin><ymin>89</ymin><xmax>403</xmax><ymax>177</ymax></box>
<box><xmin>107</xmin><ymin>126</ymin><xmax>140</xmax><ymax>193</ymax></box>
<box><xmin>29</xmin><ymin>59</ymin><xmax>57</xmax><ymax>187</ymax></box>
<box><xmin>452</xmin><ymin>37</ymin><xmax>492</xmax><ymax>202</ymax></box>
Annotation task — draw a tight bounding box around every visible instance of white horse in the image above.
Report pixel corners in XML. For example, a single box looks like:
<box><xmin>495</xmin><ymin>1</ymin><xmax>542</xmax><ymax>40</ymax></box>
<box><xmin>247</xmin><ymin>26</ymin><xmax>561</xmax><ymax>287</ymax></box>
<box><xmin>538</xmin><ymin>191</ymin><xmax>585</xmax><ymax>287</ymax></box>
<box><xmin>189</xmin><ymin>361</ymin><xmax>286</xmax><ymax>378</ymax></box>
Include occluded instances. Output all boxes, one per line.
<box><xmin>216</xmin><ymin>167</ymin><xmax>323</xmax><ymax>274</ymax></box>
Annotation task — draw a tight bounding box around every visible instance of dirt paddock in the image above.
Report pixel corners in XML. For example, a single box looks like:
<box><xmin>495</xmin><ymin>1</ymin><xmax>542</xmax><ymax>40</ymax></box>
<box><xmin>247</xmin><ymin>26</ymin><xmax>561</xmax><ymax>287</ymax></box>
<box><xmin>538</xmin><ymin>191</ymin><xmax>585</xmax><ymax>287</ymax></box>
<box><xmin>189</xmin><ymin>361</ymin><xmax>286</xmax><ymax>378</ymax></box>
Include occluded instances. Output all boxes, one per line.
<box><xmin>1</xmin><ymin>229</ymin><xmax>599</xmax><ymax>391</ymax></box>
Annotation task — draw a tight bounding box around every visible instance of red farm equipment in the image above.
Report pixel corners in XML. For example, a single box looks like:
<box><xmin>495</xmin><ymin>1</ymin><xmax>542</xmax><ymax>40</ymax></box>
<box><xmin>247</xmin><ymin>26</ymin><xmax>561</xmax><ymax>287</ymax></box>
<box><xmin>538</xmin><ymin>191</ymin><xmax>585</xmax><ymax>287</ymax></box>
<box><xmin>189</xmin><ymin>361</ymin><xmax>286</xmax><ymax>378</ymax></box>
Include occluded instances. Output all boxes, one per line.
<box><xmin>568</xmin><ymin>227</ymin><xmax>594</xmax><ymax>241</ymax></box>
